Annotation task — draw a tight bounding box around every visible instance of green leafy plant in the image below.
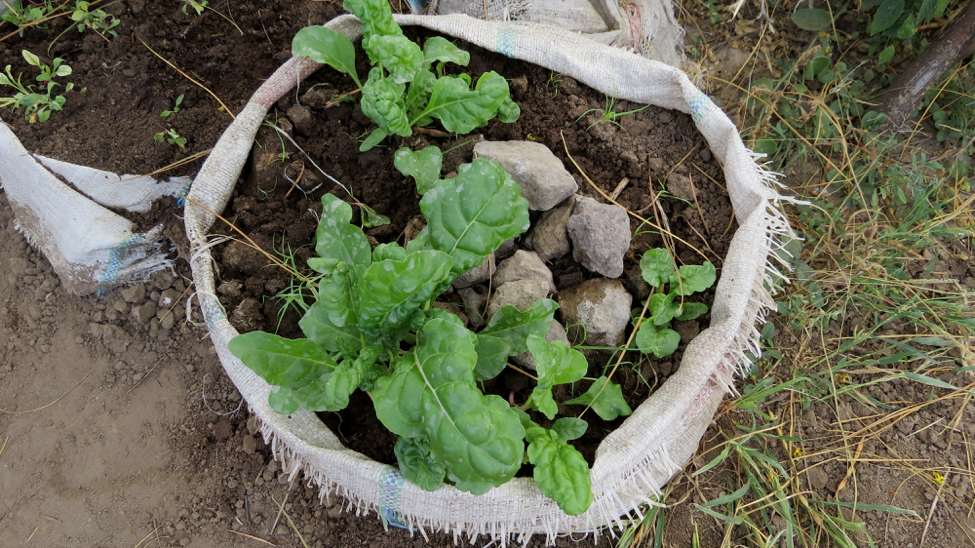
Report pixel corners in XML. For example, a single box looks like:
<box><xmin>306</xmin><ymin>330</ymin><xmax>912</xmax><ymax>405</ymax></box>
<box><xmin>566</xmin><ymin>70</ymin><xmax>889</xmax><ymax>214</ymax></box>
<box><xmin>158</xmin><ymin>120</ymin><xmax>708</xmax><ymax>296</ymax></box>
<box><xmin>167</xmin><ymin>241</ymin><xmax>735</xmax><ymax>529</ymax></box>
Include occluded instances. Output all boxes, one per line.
<box><xmin>160</xmin><ymin>94</ymin><xmax>184</xmax><ymax>117</ymax></box>
<box><xmin>229</xmin><ymin>145</ymin><xmax>631</xmax><ymax>514</ymax></box>
<box><xmin>633</xmin><ymin>248</ymin><xmax>716</xmax><ymax>359</ymax></box>
<box><xmin>179</xmin><ymin>0</ymin><xmax>207</xmax><ymax>16</ymax></box>
<box><xmin>154</xmin><ymin>128</ymin><xmax>187</xmax><ymax>148</ymax></box>
<box><xmin>290</xmin><ymin>0</ymin><xmax>520</xmax><ymax>151</ymax></box>
<box><xmin>574</xmin><ymin>94</ymin><xmax>650</xmax><ymax>131</ymax></box>
<box><xmin>70</xmin><ymin>0</ymin><xmax>118</xmax><ymax>37</ymax></box>
<box><xmin>1</xmin><ymin>0</ymin><xmax>55</xmax><ymax>36</ymax></box>
<box><xmin>0</xmin><ymin>50</ymin><xmax>74</xmax><ymax>123</ymax></box>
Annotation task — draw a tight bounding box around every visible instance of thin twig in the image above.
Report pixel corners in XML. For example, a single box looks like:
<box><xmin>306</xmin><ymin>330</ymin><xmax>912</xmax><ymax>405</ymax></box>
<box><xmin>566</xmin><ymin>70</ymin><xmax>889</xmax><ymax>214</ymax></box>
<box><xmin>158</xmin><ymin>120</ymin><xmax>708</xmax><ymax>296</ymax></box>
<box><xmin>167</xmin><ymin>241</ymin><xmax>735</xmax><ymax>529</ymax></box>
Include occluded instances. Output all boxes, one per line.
<box><xmin>0</xmin><ymin>369</ymin><xmax>94</xmax><ymax>414</ymax></box>
<box><xmin>138</xmin><ymin>38</ymin><xmax>235</xmax><ymax>120</ymax></box>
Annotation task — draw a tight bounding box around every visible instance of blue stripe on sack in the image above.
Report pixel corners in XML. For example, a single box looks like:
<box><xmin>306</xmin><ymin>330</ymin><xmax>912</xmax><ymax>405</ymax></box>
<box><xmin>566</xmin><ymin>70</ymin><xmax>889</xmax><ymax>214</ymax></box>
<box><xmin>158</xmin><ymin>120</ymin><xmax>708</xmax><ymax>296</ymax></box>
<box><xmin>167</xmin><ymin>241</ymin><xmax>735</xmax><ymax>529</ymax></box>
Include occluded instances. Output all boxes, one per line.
<box><xmin>176</xmin><ymin>179</ymin><xmax>193</xmax><ymax>207</ymax></box>
<box><xmin>379</xmin><ymin>466</ymin><xmax>411</xmax><ymax>530</ymax></box>
<box><xmin>496</xmin><ymin>22</ymin><xmax>521</xmax><ymax>58</ymax></box>
<box><xmin>96</xmin><ymin>233</ymin><xmax>150</xmax><ymax>293</ymax></box>
<box><xmin>688</xmin><ymin>90</ymin><xmax>714</xmax><ymax>124</ymax></box>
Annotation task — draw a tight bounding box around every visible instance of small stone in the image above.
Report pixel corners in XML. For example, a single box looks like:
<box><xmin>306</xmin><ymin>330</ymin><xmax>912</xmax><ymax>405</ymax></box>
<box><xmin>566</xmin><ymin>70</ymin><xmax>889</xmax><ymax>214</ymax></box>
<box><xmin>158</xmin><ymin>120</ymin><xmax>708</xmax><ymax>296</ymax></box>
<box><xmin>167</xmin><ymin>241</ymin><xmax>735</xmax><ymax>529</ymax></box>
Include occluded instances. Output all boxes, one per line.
<box><xmin>525</xmin><ymin>196</ymin><xmax>575</xmax><ymax>260</ymax></box>
<box><xmin>486</xmin><ymin>278</ymin><xmax>549</xmax><ymax>319</ymax></box>
<box><xmin>473</xmin><ymin>141</ymin><xmax>578</xmax><ymax>211</ymax></box>
<box><xmin>241</xmin><ymin>435</ymin><xmax>258</xmax><ymax>454</ymax></box>
<box><xmin>557</xmin><ymin>278</ymin><xmax>632</xmax><ymax>347</ymax></box>
<box><xmin>132</xmin><ymin>302</ymin><xmax>158</xmax><ymax>324</ymax></box>
<box><xmin>458</xmin><ymin>286</ymin><xmax>489</xmax><ymax>328</ymax></box>
<box><xmin>229</xmin><ymin>299</ymin><xmax>264</xmax><ymax>334</ymax></box>
<box><xmin>121</xmin><ymin>284</ymin><xmax>146</xmax><ymax>304</ymax></box>
<box><xmin>287</xmin><ymin>104</ymin><xmax>315</xmax><ymax>136</ymax></box>
<box><xmin>493</xmin><ymin>250</ymin><xmax>556</xmax><ymax>294</ymax></box>
<box><xmin>247</xmin><ymin>415</ymin><xmax>260</xmax><ymax>435</ymax></box>
<box><xmin>217</xmin><ymin>280</ymin><xmax>243</xmax><ymax>299</ymax></box>
<box><xmin>452</xmin><ymin>254</ymin><xmax>495</xmax><ymax>290</ymax></box>
<box><xmin>159</xmin><ymin>313</ymin><xmax>176</xmax><ymax>331</ymax></box>
<box><xmin>159</xmin><ymin>288</ymin><xmax>181</xmax><ymax>309</ymax></box>
<box><xmin>566</xmin><ymin>196</ymin><xmax>631</xmax><ymax>278</ymax></box>
<box><xmin>113</xmin><ymin>300</ymin><xmax>130</xmax><ymax>314</ymax></box>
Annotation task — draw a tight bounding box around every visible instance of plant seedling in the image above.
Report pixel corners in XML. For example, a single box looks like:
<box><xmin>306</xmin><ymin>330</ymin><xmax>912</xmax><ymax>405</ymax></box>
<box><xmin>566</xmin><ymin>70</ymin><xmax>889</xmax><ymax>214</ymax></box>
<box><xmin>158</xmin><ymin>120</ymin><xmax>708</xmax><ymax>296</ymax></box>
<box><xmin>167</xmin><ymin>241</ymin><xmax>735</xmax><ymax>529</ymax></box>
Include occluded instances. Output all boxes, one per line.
<box><xmin>290</xmin><ymin>0</ymin><xmax>519</xmax><ymax>151</ymax></box>
<box><xmin>154</xmin><ymin>128</ymin><xmax>187</xmax><ymax>148</ymax></box>
<box><xmin>0</xmin><ymin>50</ymin><xmax>75</xmax><ymax>123</ymax></box>
<box><xmin>71</xmin><ymin>1</ymin><xmax>119</xmax><ymax>37</ymax></box>
<box><xmin>160</xmin><ymin>94</ymin><xmax>184</xmax><ymax>117</ymax></box>
<box><xmin>180</xmin><ymin>0</ymin><xmax>207</xmax><ymax>16</ymax></box>
<box><xmin>575</xmin><ymin>94</ymin><xmax>651</xmax><ymax>131</ymax></box>
<box><xmin>633</xmin><ymin>248</ymin><xmax>716</xmax><ymax>359</ymax></box>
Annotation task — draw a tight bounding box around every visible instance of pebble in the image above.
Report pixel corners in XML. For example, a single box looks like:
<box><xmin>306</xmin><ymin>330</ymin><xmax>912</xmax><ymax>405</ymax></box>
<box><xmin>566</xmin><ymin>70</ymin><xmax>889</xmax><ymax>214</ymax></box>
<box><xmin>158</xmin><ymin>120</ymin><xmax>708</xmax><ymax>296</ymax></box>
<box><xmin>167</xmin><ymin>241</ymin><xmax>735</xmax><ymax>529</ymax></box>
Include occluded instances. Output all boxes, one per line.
<box><xmin>121</xmin><ymin>284</ymin><xmax>146</xmax><ymax>304</ymax></box>
<box><xmin>242</xmin><ymin>435</ymin><xmax>258</xmax><ymax>454</ymax></box>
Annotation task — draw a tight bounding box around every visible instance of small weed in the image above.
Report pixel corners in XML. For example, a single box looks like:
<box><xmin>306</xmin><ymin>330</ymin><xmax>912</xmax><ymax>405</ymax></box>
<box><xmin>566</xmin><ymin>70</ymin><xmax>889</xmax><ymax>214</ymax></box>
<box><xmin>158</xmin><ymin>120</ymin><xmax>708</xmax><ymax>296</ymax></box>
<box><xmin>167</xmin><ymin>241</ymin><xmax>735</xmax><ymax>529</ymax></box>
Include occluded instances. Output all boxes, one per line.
<box><xmin>0</xmin><ymin>50</ymin><xmax>75</xmax><ymax>123</ymax></box>
<box><xmin>547</xmin><ymin>71</ymin><xmax>563</xmax><ymax>98</ymax></box>
<box><xmin>575</xmin><ymin>94</ymin><xmax>650</xmax><ymax>131</ymax></box>
<box><xmin>1</xmin><ymin>0</ymin><xmax>55</xmax><ymax>36</ymax></box>
<box><xmin>160</xmin><ymin>94</ymin><xmax>184</xmax><ymax>118</ymax></box>
<box><xmin>154</xmin><ymin>128</ymin><xmax>187</xmax><ymax>148</ymax></box>
<box><xmin>70</xmin><ymin>1</ymin><xmax>118</xmax><ymax>37</ymax></box>
<box><xmin>179</xmin><ymin>0</ymin><xmax>207</xmax><ymax>16</ymax></box>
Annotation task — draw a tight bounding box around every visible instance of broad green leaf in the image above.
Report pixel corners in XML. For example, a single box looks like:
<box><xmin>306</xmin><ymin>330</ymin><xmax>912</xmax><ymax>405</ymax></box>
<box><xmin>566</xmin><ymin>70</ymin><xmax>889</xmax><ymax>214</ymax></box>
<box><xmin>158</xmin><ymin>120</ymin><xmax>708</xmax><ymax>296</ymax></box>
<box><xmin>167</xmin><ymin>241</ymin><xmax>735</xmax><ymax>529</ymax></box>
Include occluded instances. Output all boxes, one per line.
<box><xmin>526</xmin><ymin>426</ymin><xmax>594</xmax><ymax>515</ymax></box>
<box><xmin>551</xmin><ymin>417</ymin><xmax>588</xmax><ymax>441</ymax></box>
<box><xmin>356</xmin><ymin>250</ymin><xmax>454</xmax><ymax>347</ymax></box>
<box><xmin>316</xmin><ymin>194</ymin><xmax>372</xmax><ymax>271</ymax></box>
<box><xmin>359</xmin><ymin>203</ymin><xmax>390</xmax><ymax>228</ymax></box>
<box><xmin>22</xmin><ymin>50</ymin><xmax>40</xmax><ymax>67</ymax></box>
<box><xmin>640</xmin><ymin>248</ymin><xmax>675</xmax><ymax>287</ymax></box>
<box><xmin>636</xmin><ymin>323</ymin><xmax>680</xmax><ymax>358</ymax></box>
<box><xmin>895</xmin><ymin>13</ymin><xmax>915</xmax><ymax>40</ymax></box>
<box><xmin>564</xmin><ymin>375</ymin><xmax>633</xmax><ymax>421</ymax></box>
<box><xmin>877</xmin><ymin>45</ymin><xmax>895</xmax><ymax>65</ymax></box>
<box><xmin>395</xmin><ymin>435</ymin><xmax>446</xmax><ymax>491</ymax></box>
<box><xmin>790</xmin><ymin>8</ymin><xmax>832</xmax><ymax>31</ymax></box>
<box><xmin>372</xmin><ymin>242</ymin><xmax>407</xmax><ymax>262</ymax></box>
<box><xmin>412</xmin><ymin>71</ymin><xmax>512</xmax><ymax>133</ymax></box>
<box><xmin>394</xmin><ymin>145</ymin><xmax>443</xmax><ymax>195</ymax></box>
<box><xmin>54</xmin><ymin>64</ymin><xmax>71</xmax><ymax>77</ymax></box>
<box><xmin>365</xmin><ymin>34</ymin><xmax>422</xmax><ymax>84</ymax></box>
<box><xmin>498</xmin><ymin>96</ymin><xmax>521</xmax><ymax>123</ymax></box>
<box><xmin>648</xmin><ymin>292</ymin><xmax>678</xmax><ymax>326</ymax></box>
<box><xmin>299</xmin><ymin>278</ymin><xmax>363</xmax><ymax>355</ymax></box>
<box><xmin>292</xmin><ymin>344</ymin><xmax>380</xmax><ymax>411</ymax></box>
<box><xmin>868</xmin><ymin>0</ymin><xmax>904</xmax><ymax>35</ymax></box>
<box><xmin>421</xmin><ymin>157</ymin><xmax>530</xmax><ymax>275</ymax></box>
<box><xmin>529</xmin><ymin>335</ymin><xmax>588</xmax><ymax>419</ymax></box>
<box><xmin>344</xmin><ymin>0</ymin><xmax>400</xmax><ymax>42</ymax></box>
<box><xmin>421</xmin><ymin>36</ymin><xmax>470</xmax><ymax>69</ymax></box>
<box><xmin>228</xmin><ymin>332</ymin><xmax>337</xmax><ymax>387</ymax></box>
<box><xmin>473</xmin><ymin>299</ymin><xmax>558</xmax><ymax>380</ymax></box>
<box><xmin>670</xmin><ymin>261</ymin><xmax>716</xmax><ymax>295</ymax></box>
<box><xmin>361</xmin><ymin>68</ymin><xmax>411</xmax><ymax>137</ymax></box>
<box><xmin>291</xmin><ymin>26</ymin><xmax>361</xmax><ymax>88</ymax></box>
<box><xmin>268</xmin><ymin>385</ymin><xmax>301</xmax><ymax>414</ymax></box>
<box><xmin>372</xmin><ymin>317</ymin><xmax>525</xmax><ymax>494</ymax></box>
<box><xmin>675</xmin><ymin>301</ymin><xmax>709</xmax><ymax>321</ymax></box>
<box><xmin>404</xmin><ymin>69</ymin><xmax>436</xmax><ymax>124</ymax></box>
<box><xmin>359</xmin><ymin>127</ymin><xmax>387</xmax><ymax>152</ymax></box>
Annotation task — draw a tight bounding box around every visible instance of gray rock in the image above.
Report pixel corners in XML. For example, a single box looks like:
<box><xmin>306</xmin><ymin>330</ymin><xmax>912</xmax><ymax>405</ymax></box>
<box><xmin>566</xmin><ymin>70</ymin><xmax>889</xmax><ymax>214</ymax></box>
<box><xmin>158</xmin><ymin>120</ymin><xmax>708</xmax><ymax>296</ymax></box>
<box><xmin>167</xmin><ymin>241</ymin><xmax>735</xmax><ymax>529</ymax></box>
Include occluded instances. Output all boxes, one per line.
<box><xmin>132</xmin><ymin>301</ymin><xmax>158</xmax><ymax>324</ymax></box>
<box><xmin>525</xmin><ymin>196</ymin><xmax>575</xmax><ymax>260</ymax></box>
<box><xmin>458</xmin><ymin>286</ymin><xmax>489</xmax><ymax>328</ymax></box>
<box><xmin>511</xmin><ymin>321</ymin><xmax>570</xmax><ymax>371</ymax></box>
<box><xmin>158</xmin><ymin>288</ymin><xmax>181</xmax><ymax>309</ymax></box>
<box><xmin>286</xmin><ymin>104</ymin><xmax>315</xmax><ymax>136</ymax></box>
<box><xmin>90</xmin><ymin>323</ymin><xmax>132</xmax><ymax>354</ymax></box>
<box><xmin>566</xmin><ymin>196</ymin><xmax>630</xmax><ymax>278</ymax></box>
<box><xmin>452</xmin><ymin>254</ymin><xmax>495</xmax><ymax>290</ymax></box>
<box><xmin>230</xmin><ymin>298</ymin><xmax>264</xmax><ymax>334</ymax></box>
<box><xmin>556</xmin><ymin>278</ymin><xmax>632</xmax><ymax>347</ymax></box>
<box><xmin>473</xmin><ymin>140</ymin><xmax>578</xmax><ymax>211</ymax></box>
<box><xmin>121</xmin><ymin>283</ymin><xmax>146</xmax><ymax>304</ymax></box>
<box><xmin>493</xmin><ymin>250</ymin><xmax>555</xmax><ymax>294</ymax></box>
<box><xmin>485</xmin><ymin>279</ymin><xmax>549</xmax><ymax>319</ymax></box>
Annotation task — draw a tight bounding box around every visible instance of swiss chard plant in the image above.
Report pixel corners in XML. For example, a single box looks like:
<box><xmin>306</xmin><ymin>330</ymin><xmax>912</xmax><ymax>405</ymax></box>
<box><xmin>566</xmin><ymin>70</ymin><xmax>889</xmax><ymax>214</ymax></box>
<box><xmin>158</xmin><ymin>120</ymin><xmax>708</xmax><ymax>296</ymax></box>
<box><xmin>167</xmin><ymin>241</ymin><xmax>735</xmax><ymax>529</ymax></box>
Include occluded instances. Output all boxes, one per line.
<box><xmin>229</xmin><ymin>145</ymin><xmax>632</xmax><ymax>515</ymax></box>
<box><xmin>633</xmin><ymin>248</ymin><xmax>716</xmax><ymax>358</ymax></box>
<box><xmin>290</xmin><ymin>0</ymin><xmax>519</xmax><ymax>151</ymax></box>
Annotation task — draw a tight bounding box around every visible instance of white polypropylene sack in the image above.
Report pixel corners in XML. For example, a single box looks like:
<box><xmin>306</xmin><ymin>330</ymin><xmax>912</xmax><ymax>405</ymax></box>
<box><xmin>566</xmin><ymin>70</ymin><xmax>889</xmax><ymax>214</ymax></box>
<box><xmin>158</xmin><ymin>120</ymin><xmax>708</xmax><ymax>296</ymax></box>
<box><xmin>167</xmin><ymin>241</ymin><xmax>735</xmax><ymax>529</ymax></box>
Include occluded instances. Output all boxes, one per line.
<box><xmin>183</xmin><ymin>13</ymin><xmax>795</xmax><ymax>545</ymax></box>
<box><xmin>429</xmin><ymin>0</ymin><xmax>683</xmax><ymax>67</ymax></box>
<box><xmin>0</xmin><ymin>121</ymin><xmax>190</xmax><ymax>294</ymax></box>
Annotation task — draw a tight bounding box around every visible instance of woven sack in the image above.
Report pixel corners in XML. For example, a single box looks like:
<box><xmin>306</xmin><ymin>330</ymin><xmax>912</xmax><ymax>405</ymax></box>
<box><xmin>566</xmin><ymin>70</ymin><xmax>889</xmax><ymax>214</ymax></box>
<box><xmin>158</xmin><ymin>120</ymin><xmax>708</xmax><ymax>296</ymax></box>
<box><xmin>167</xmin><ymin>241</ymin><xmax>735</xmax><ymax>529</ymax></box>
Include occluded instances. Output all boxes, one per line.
<box><xmin>183</xmin><ymin>13</ymin><xmax>795</xmax><ymax>545</ymax></box>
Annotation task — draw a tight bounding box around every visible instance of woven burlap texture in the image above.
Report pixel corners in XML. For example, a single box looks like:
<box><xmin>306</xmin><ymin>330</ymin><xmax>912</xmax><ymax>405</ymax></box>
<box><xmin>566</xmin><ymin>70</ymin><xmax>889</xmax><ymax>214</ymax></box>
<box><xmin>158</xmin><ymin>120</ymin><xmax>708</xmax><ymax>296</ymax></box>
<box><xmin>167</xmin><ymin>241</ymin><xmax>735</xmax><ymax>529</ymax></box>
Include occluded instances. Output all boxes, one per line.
<box><xmin>183</xmin><ymin>14</ymin><xmax>795</xmax><ymax>545</ymax></box>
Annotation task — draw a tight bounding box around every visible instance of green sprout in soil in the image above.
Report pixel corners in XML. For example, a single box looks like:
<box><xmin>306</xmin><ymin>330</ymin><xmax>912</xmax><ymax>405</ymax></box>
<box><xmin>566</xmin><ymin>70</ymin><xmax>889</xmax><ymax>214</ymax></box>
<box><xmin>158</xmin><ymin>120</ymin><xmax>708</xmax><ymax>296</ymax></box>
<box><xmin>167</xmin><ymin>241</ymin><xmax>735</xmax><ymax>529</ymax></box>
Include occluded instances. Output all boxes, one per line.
<box><xmin>154</xmin><ymin>128</ymin><xmax>187</xmax><ymax>148</ymax></box>
<box><xmin>70</xmin><ymin>1</ymin><xmax>118</xmax><ymax>37</ymax></box>
<box><xmin>160</xmin><ymin>94</ymin><xmax>184</xmax><ymax>118</ymax></box>
<box><xmin>0</xmin><ymin>50</ymin><xmax>75</xmax><ymax>123</ymax></box>
<box><xmin>290</xmin><ymin>0</ymin><xmax>519</xmax><ymax>151</ymax></box>
<box><xmin>575</xmin><ymin>94</ymin><xmax>651</xmax><ymax>132</ymax></box>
